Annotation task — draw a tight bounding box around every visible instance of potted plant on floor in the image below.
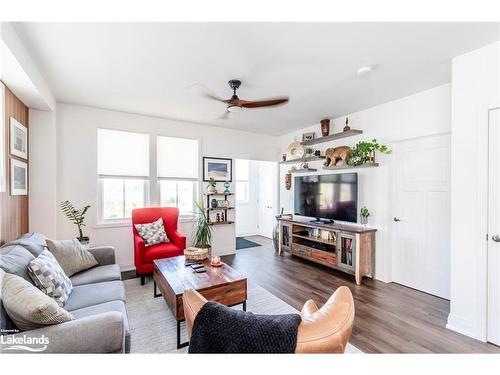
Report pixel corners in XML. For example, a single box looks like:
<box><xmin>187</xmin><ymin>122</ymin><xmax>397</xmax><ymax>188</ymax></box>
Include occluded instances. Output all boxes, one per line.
<box><xmin>193</xmin><ymin>200</ymin><xmax>214</xmax><ymax>256</ymax></box>
<box><xmin>60</xmin><ymin>200</ymin><xmax>91</xmax><ymax>245</ymax></box>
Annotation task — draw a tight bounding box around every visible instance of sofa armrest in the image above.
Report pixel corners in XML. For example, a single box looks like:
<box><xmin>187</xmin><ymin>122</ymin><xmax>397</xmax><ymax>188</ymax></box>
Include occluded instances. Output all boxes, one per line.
<box><xmin>6</xmin><ymin>312</ymin><xmax>125</xmax><ymax>353</ymax></box>
<box><xmin>182</xmin><ymin>289</ymin><xmax>207</xmax><ymax>337</ymax></box>
<box><xmin>88</xmin><ymin>246</ymin><xmax>116</xmax><ymax>265</ymax></box>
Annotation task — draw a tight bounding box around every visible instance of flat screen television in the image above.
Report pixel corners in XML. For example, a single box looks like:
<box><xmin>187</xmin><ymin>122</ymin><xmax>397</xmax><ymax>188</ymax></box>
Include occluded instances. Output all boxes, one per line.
<box><xmin>294</xmin><ymin>173</ymin><xmax>358</xmax><ymax>223</ymax></box>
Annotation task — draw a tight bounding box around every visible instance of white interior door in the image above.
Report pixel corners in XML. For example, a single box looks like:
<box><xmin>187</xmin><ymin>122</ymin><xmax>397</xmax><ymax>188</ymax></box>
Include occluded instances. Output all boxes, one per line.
<box><xmin>257</xmin><ymin>161</ymin><xmax>278</xmax><ymax>238</ymax></box>
<box><xmin>392</xmin><ymin>134</ymin><xmax>451</xmax><ymax>299</ymax></box>
<box><xmin>488</xmin><ymin>108</ymin><xmax>500</xmax><ymax>346</ymax></box>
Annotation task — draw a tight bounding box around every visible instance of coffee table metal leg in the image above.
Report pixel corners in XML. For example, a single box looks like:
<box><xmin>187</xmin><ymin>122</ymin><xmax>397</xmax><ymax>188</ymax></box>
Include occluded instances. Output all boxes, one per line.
<box><xmin>154</xmin><ymin>281</ymin><xmax>162</xmax><ymax>298</ymax></box>
<box><xmin>177</xmin><ymin>320</ymin><xmax>189</xmax><ymax>349</ymax></box>
<box><xmin>242</xmin><ymin>301</ymin><xmax>247</xmax><ymax>311</ymax></box>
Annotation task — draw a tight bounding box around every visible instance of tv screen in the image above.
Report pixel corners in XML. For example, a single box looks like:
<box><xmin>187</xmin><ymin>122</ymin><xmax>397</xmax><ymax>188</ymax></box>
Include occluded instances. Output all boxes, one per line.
<box><xmin>294</xmin><ymin>173</ymin><xmax>358</xmax><ymax>223</ymax></box>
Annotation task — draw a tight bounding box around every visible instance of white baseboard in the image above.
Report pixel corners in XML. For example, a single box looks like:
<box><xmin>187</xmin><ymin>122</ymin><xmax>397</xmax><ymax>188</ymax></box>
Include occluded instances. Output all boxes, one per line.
<box><xmin>446</xmin><ymin>313</ymin><xmax>485</xmax><ymax>342</ymax></box>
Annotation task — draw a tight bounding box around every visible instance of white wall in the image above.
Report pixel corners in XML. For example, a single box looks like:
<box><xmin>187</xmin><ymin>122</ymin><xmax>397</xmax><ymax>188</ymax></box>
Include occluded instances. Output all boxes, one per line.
<box><xmin>278</xmin><ymin>84</ymin><xmax>451</xmax><ymax>282</ymax></box>
<box><xmin>29</xmin><ymin>103</ymin><xmax>279</xmax><ymax>269</ymax></box>
<box><xmin>29</xmin><ymin>108</ymin><xmax>57</xmax><ymax>238</ymax></box>
<box><xmin>447</xmin><ymin>42</ymin><xmax>500</xmax><ymax>341</ymax></box>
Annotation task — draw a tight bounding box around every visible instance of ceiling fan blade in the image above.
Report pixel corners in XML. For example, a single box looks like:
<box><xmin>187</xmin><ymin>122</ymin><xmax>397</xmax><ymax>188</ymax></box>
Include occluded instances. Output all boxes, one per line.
<box><xmin>192</xmin><ymin>83</ymin><xmax>228</xmax><ymax>103</ymax></box>
<box><xmin>240</xmin><ymin>97</ymin><xmax>289</xmax><ymax>108</ymax></box>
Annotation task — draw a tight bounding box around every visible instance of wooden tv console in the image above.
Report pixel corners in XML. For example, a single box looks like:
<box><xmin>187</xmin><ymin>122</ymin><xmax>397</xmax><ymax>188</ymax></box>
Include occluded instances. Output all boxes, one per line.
<box><xmin>276</xmin><ymin>216</ymin><xmax>376</xmax><ymax>285</ymax></box>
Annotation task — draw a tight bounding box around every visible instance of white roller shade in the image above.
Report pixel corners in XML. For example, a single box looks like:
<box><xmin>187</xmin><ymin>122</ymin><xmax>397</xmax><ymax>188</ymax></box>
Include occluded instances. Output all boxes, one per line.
<box><xmin>97</xmin><ymin>128</ymin><xmax>149</xmax><ymax>177</ymax></box>
<box><xmin>157</xmin><ymin>136</ymin><xmax>198</xmax><ymax>179</ymax></box>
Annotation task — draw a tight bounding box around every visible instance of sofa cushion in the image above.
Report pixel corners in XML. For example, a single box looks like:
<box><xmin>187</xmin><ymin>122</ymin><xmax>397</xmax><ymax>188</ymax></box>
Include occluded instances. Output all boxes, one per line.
<box><xmin>0</xmin><ymin>244</ymin><xmax>35</xmax><ymax>283</ymax></box>
<box><xmin>2</xmin><ymin>273</ymin><xmax>74</xmax><ymax>331</ymax></box>
<box><xmin>70</xmin><ymin>264</ymin><xmax>121</xmax><ymax>286</ymax></box>
<box><xmin>46</xmin><ymin>238</ymin><xmax>98</xmax><ymax>277</ymax></box>
<box><xmin>0</xmin><ymin>269</ymin><xmax>19</xmax><ymax>332</ymax></box>
<box><xmin>144</xmin><ymin>242</ymin><xmax>183</xmax><ymax>263</ymax></box>
<box><xmin>70</xmin><ymin>300</ymin><xmax>130</xmax><ymax>353</ymax></box>
<box><xmin>5</xmin><ymin>232</ymin><xmax>48</xmax><ymax>257</ymax></box>
<box><xmin>28</xmin><ymin>250</ymin><xmax>73</xmax><ymax>307</ymax></box>
<box><xmin>64</xmin><ymin>280</ymin><xmax>125</xmax><ymax>311</ymax></box>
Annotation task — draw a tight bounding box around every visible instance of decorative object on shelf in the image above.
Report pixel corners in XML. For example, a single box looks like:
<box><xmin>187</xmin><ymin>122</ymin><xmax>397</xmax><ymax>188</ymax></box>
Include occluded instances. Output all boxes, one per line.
<box><xmin>300</xmin><ymin>162</ymin><xmax>309</xmax><ymax>170</ymax></box>
<box><xmin>184</xmin><ymin>246</ymin><xmax>209</xmax><ymax>261</ymax></box>
<box><xmin>10</xmin><ymin>117</ymin><xmax>28</xmax><ymax>160</ymax></box>
<box><xmin>221</xmin><ymin>212</ymin><xmax>225</xmax><ymax>222</ymax></box>
<box><xmin>314</xmin><ymin>150</ymin><xmax>321</xmax><ymax>157</ymax></box>
<box><xmin>207</xmin><ymin>177</ymin><xmax>217</xmax><ymax>193</ymax></box>
<box><xmin>211</xmin><ymin>198</ymin><xmax>218</xmax><ymax>209</ymax></box>
<box><xmin>282</xmin><ymin>154</ymin><xmax>287</xmax><ymax>161</ymax></box>
<box><xmin>324</xmin><ymin>146</ymin><xmax>352</xmax><ymax>167</ymax></box>
<box><xmin>343</xmin><ymin>117</ymin><xmax>351</xmax><ymax>132</ymax></box>
<box><xmin>203</xmin><ymin>157</ymin><xmax>232</xmax><ymax>182</ymax></box>
<box><xmin>285</xmin><ymin>173</ymin><xmax>292</xmax><ymax>190</ymax></box>
<box><xmin>302</xmin><ymin>132</ymin><xmax>315</xmax><ymax>142</ymax></box>
<box><xmin>223</xmin><ymin>181</ymin><xmax>231</xmax><ymax>194</ymax></box>
<box><xmin>10</xmin><ymin>159</ymin><xmax>28</xmax><ymax>196</ymax></box>
<box><xmin>286</xmin><ymin>137</ymin><xmax>305</xmax><ymax>160</ymax></box>
<box><xmin>194</xmin><ymin>200</ymin><xmax>213</xmax><ymax>255</ymax></box>
<box><xmin>320</xmin><ymin>118</ymin><xmax>330</xmax><ymax>137</ymax></box>
<box><xmin>360</xmin><ymin>206</ymin><xmax>370</xmax><ymax>225</ymax></box>
<box><xmin>210</xmin><ymin>256</ymin><xmax>222</xmax><ymax>267</ymax></box>
<box><xmin>305</xmin><ymin>147</ymin><xmax>314</xmax><ymax>157</ymax></box>
<box><xmin>216</xmin><ymin>213</ymin><xmax>221</xmax><ymax>222</ymax></box>
<box><xmin>217</xmin><ymin>200</ymin><xmax>229</xmax><ymax>208</ymax></box>
<box><xmin>348</xmin><ymin>139</ymin><xmax>391</xmax><ymax>166</ymax></box>
<box><xmin>60</xmin><ymin>200</ymin><xmax>91</xmax><ymax>245</ymax></box>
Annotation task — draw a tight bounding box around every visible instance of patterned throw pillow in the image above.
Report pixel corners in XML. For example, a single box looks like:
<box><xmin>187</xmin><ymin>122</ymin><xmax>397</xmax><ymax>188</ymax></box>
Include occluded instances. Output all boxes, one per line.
<box><xmin>135</xmin><ymin>218</ymin><xmax>170</xmax><ymax>247</ymax></box>
<box><xmin>28</xmin><ymin>250</ymin><xmax>73</xmax><ymax>307</ymax></box>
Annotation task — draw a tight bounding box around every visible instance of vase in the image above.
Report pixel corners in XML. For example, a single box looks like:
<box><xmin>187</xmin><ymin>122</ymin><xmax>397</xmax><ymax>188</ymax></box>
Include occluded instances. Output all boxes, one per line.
<box><xmin>360</xmin><ymin>216</ymin><xmax>368</xmax><ymax>225</ymax></box>
<box><xmin>368</xmin><ymin>150</ymin><xmax>376</xmax><ymax>164</ymax></box>
<box><xmin>211</xmin><ymin>198</ymin><xmax>218</xmax><ymax>208</ymax></box>
<box><xmin>320</xmin><ymin>119</ymin><xmax>330</xmax><ymax>137</ymax></box>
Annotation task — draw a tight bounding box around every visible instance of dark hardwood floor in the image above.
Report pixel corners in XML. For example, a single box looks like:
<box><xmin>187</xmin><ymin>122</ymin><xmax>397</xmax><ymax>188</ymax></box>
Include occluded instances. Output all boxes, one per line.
<box><xmin>123</xmin><ymin>235</ymin><xmax>500</xmax><ymax>353</ymax></box>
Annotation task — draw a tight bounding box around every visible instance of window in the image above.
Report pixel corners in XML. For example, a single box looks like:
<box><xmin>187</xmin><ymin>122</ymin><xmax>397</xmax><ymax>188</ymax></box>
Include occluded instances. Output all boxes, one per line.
<box><xmin>157</xmin><ymin>136</ymin><xmax>199</xmax><ymax>216</ymax></box>
<box><xmin>97</xmin><ymin>129</ymin><xmax>149</xmax><ymax>221</ymax></box>
<box><xmin>236</xmin><ymin>159</ymin><xmax>249</xmax><ymax>203</ymax></box>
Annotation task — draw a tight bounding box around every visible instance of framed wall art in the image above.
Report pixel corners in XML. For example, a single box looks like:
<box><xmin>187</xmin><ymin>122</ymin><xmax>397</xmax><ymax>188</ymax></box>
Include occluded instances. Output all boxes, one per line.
<box><xmin>0</xmin><ymin>82</ymin><xmax>5</xmax><ymax>192</ymax></box>
<box><xmin>10</xmin><ymin>116</ymin><xmax>28</xmax><ymax>160</ymax></box>
<box><xmin>203</xmin><ymin>157</ymin><xmax>232</xmax><ymax>182</ymax></box>
<box><xmin>10</xmin><ymin>158</ymin><xmax>28</xmax><ymax>196</ymax></box>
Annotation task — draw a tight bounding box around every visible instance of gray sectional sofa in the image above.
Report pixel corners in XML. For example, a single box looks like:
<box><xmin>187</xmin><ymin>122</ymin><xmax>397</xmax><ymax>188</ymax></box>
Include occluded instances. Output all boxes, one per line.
<box><xmin>0</xmin><ymin>233</ymin><xmax>130</xmax><ymax>353</ymax></box>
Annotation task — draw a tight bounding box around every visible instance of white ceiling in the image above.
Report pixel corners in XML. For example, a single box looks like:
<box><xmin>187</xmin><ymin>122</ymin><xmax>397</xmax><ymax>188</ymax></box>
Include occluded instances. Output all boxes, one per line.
<box><xmin>14</xmin><ymin>22</ymin><xmax>499</xmax><ymax>135</ymax></box>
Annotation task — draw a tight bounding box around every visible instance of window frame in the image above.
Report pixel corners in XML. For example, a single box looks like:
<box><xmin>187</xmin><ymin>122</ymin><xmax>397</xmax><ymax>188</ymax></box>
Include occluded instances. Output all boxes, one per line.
<box><xmin>158</xmin><ymin>177</ymin><xmax>199</xmax><ymax>219</ymax></box>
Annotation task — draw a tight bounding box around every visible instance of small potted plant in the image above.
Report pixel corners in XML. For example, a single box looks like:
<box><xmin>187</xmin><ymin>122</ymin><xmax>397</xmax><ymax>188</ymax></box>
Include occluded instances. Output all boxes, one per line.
<box><xmin>305</xmin><ymin>147</ymin><xmax>314</xmax><ymax>158</ymax></box>
<box><xmin>207</xmin><ymin>177</ymin><xmax>217</xmax><ymax>193</ymax></box>
<box><xmin>360</xmin><ymin>206</ymin><xmax>370</xmax><ymax>226</ymax></box>
<box><xmin>60</xmin><ymin>200</ymin><xmax>91</xmax><ymax>245</ymax></box>
<box><xmin>193</xmin><ymin>200</ymin><xmax>214</xmax><ymax>256</ymax></box>
<box><xmin>348</xmin><ymin>139</ymin><xmax>391</xmax><ymax>166</ymax></box>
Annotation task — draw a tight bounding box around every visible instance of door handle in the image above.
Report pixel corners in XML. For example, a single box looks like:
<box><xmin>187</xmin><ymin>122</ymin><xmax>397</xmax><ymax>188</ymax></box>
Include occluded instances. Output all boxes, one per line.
<box><xmin>493</xmin><ymin>234</ymin><xmax>500</xmax><ymax>242</ymax></box>
<box><xmin>393</xmin><ymin>217</ymin><xmax>402</xmax><ymax>222</ymax></box>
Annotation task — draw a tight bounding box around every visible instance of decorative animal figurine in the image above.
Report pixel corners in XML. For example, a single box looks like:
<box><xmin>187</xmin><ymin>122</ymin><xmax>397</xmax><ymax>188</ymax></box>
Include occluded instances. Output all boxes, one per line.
<box><xmin>324</xmin><ymin>146</ymin><xmax>352</xmax><ymax>167</ymax></box>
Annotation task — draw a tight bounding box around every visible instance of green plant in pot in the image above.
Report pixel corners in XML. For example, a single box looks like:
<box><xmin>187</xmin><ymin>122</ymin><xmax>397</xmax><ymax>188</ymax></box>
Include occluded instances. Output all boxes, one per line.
<box><xmin>305</xmin><ymin>147</ymin><xmax>314</xmax><ymax>158</ymax></box>
<box><xmin>207</xmin><ymin>177</ymin><xmax>217</xmax><ymax>193</ymax></box>
<box><xmin>348</xmin><ymin>139</ymin><xmax>391</xmax><ymax>166</ymax></box>
<box><xmin>60</xmin><ymin>200</ymin><xmax>91</xmax><ymax>244</ymax></box>
<box><xmin>360</xmin><ymin>206</ymin><xmax>370</xmax><ymax>225</ymax></box>
<box><xmin>193</xmin><ymin>200</ymin><xmax>214</xmax><ymax>254</ymax></box>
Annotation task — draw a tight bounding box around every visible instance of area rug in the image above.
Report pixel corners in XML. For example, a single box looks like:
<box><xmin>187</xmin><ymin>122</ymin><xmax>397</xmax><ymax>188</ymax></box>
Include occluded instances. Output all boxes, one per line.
<box><xmin>236</xmin><ymin>237</ymin><xmax>263</xmax><ymax>250</ymax></box>
<box><xmin>124</xmin><ymin>278</ymin><xmax>362</xmax><ymax>354</ymax></box>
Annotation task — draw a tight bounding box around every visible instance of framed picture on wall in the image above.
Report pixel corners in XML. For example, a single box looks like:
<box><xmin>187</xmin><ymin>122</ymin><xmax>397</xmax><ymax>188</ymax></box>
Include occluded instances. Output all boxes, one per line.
<box><xmin>0</xmin><ymin>82</ymin><xmax>5</xmax><ymax>192</ymax></box>
<box><xmin>10</xmin><ymin>117</ymin><xmax>28</xmax><ymax>160</ymax></box>
<box><xmin>10</xmin><ymin>158</ymin><xmax>28</xmax><ymax>196</ymax></box>
<box><xmin>203</xmin><ymin>157</ymin><xmax>232</xmax><ymax>182</ymax></box>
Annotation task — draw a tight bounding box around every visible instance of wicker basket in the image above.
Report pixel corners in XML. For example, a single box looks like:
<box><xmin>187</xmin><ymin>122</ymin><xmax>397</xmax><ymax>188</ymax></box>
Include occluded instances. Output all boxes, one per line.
<box><xmin>184</xmin><ymin>246</ymin><xmax>210</xmax><ymax>261</ymax></box>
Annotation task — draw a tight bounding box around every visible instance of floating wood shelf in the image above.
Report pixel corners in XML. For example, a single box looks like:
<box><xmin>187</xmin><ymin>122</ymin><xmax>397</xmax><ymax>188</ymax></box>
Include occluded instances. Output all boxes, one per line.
<box><xmin>208</xmin><ymin>221</ymin><xmax>235</xmax><ymax>226</ymax></box>
<box><xmin>288</xmin><ymin>168</ymin><xmax>317</xmax><ymax>174</ymax></box>
<box><xmin>204</xmin><ymin>192</ymin><xmax>234</xmax><ymax>196</ymax></box>
<box><xmin>280</xmin><ymin>156</ymin><xmax>325</xmax><ymax>164</ymax></box>
<box><xmin>301</xmin><ymin>129</ymin><xmax>363</xmax><ymax>146</ymax></box>
<box><xmin>323</xmin><ymin>162</ymin><xmax>379</xmax><ymax>171</ymax></box>
<box><xmin>208</xmin><ymin>207</ymin><xmax>235</xmax><ymax>211</ymax></box>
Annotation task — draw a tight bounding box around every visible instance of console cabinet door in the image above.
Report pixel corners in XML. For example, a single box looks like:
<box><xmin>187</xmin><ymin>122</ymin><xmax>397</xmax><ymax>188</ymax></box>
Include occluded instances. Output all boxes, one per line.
<box><xmin>281</xmin><ymin>223</ymin><xmax>292</xmax><ymax>250</ymax></box>
<box><xmin>337</xmin><ymin>233</ymin><xmax>356</xmax><ymax>272</ymax></box>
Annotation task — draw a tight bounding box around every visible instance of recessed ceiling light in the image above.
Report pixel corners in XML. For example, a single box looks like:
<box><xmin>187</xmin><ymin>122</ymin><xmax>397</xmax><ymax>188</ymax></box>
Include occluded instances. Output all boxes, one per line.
<box><xmin>357</xmin><ymin>65</ymin><xmax>373</xmax><ymax>77</ymax></box>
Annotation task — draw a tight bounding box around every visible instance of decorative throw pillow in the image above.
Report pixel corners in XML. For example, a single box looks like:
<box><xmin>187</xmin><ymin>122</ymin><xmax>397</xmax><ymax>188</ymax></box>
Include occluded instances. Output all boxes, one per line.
<box><xmin>134</xmin><ymin>218</ymin><xmax>170</xmax><ymax>247</ymax></box>
<box><xmin>2</xmin><ymin>273</ymin><xmax>74</xmax><ymax>331</ymax></box>
<box><xmin>28</xmin><ymin>250</ymin><xmax>73</xmax><ymax>307</ymax></box>
<box><xmin>46</xmin><ymin>239</ymin><xmax>98</xmax><ymax>277</ymax></box>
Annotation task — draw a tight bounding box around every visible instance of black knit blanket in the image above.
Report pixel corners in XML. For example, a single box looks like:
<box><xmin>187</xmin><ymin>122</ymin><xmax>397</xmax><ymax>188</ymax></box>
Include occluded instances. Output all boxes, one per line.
<box><xmin>188</xmin><ymin>301</ymin><xmax>301</xmax><ymax>353</ymax></box>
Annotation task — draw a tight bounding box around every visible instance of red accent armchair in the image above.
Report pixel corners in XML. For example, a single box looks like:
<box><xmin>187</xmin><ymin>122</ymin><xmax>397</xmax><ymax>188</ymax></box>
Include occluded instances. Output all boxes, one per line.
<box><xmin>132</xmin><ymin>207</ymin><xmax>186</xmax><ymax>285</ymax></box>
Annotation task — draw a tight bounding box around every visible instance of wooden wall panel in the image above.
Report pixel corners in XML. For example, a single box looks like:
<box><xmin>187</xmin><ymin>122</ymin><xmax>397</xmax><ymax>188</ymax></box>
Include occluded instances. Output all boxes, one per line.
<box><xmin>0</xmin><ymin>86</ymin><xmax>29</xmax><ymax>245</ymax></box>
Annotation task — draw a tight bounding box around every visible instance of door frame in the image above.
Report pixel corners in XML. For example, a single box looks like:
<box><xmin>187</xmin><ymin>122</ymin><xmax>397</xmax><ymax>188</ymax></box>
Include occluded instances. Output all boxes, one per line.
<box><xmin>389</xmin><ymin>132</ymin><xmax>451</xmax><ymax>297</ymax></box>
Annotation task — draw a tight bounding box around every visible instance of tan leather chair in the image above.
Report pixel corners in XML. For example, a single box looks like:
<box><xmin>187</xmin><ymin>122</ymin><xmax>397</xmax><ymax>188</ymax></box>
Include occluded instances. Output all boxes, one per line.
<box><xmin>182</xmin><ymin>286</ymin><xmax>355</xmax><ymax>353</ymax></box>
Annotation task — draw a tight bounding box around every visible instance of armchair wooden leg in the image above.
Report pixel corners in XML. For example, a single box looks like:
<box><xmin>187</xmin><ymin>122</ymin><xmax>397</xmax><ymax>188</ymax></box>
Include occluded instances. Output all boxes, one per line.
<box><xmin>141</xmin><ymin>274</ymin><xmax>145</xmax><ymax>285</ymax></box>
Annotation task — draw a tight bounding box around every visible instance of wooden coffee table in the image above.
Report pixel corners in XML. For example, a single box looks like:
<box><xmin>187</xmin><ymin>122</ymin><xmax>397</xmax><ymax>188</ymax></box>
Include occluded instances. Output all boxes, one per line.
<box><xmin>153</xmin><ymin>256</ymin><xmax>247</xmax><ymax>349</ymax></box>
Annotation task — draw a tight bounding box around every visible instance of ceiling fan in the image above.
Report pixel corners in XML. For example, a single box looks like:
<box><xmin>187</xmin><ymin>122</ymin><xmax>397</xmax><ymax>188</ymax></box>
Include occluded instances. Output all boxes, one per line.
<box><xmin>202</xmin><ymin>80</ymin><xmax>289</xmax><ymax>118</ymax></box>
